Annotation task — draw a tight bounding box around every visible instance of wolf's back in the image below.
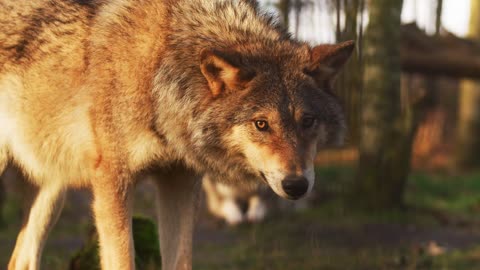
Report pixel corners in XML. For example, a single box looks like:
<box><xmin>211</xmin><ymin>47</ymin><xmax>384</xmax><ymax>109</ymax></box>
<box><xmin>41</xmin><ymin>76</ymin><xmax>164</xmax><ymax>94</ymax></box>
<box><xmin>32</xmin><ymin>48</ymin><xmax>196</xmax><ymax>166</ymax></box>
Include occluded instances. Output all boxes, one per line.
<box><xmin>0</xmin><ymin>0</ymin><xmax>92</xmax><ymax>71</ymax></box>
<box><xmin>167</xmin><ymin>0</ymin><xmax>289</xmax><ymax>49</ymax></box>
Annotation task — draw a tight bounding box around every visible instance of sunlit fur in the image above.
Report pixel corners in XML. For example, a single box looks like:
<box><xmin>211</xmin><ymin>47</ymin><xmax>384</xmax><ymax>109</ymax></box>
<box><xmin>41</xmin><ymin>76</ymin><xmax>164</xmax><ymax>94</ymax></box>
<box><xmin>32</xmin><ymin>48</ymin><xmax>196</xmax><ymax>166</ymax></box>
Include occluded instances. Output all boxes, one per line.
<box><xmin>0</xmin><ymin>0</ymin><xmax>351</xmax><ymax>269</ymax></box>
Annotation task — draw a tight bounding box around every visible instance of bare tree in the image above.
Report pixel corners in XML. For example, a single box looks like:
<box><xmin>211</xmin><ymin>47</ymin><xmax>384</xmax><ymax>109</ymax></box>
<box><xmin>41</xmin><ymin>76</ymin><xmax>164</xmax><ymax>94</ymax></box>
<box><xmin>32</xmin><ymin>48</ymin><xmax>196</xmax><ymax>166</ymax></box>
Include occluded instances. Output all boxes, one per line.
<box><xmin>335</xmin><ymin>0</ymin><xmax>341</xmax><ymax>41</ymax></box>
<box><xmin>353</xmin><ymin>0</ymin><xmax>407</xmax><ymax>209</ymax></box>
<box><xmin>456</xmin><ymin>0</ymin><xmax>480</xmax><ymax>169</ymax></box>
<box><xmin>435</xmin><ymin>0</ymin><xmax>443</xmax><ymax>34</ymax></box>
<box><xmin>336</xmin><ymin>0</ymin><xmax>362</xmax><ymax>144</ymax></box>
<box><xmin>276</xmin><ymin>0</ymin><xmax>292</xmax><ymax>28</ymax></box>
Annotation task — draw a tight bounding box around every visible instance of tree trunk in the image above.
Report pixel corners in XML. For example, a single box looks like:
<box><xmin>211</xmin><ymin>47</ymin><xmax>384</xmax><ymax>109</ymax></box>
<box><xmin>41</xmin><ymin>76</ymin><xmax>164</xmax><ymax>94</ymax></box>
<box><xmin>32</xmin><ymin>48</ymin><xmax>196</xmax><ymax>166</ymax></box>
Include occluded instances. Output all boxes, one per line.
<box><xmin>400</xmin><ymin>23</ymin><xmax>480</xmax><ymax>79</ymax></box>
<box><xmin>293</xmin><ymin>0</ymin><xmax>302</xmax><ymax>37</ymax></box>
<box><xmin>353</xmin><ymin>0</ymin><xmax>407</xmax><ymax>210</ymax></box>
<box><xmin>335</xmin><ymin>0</ymin><xmax>341</xmax><ymax>42</ymax></box>
<box><xmin>336</xmin><ymin>0</ymin><xmax>362</xmax><ymax>145</ymax></box>
<box><xmin>276</xmin><ymin>0</ymin><xmax>291</xmax><ymax>28</ymax></box>
<box><xmin>435</xmin><ymin>0</ymin><xmax>443</xmax><ymax>34</ymax></box>
<box><xmin>456</xmin><ymin>0</ymin><xmax>480</xmax><ymax>169</ymax></box>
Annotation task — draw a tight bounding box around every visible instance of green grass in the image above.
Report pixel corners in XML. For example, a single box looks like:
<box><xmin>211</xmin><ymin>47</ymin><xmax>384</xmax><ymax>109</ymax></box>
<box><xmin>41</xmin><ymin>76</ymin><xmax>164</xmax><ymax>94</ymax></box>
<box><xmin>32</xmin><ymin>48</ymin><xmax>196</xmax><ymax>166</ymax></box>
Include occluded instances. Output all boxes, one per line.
<box><xmin>434</xmin><ymin>246</ymin><xmax>480</xmax><ymax>270</ymax></box>
<box><xmin>406</xmin><ymin>172</ymin><xmax>480</xmax><ymax>217</ymax></box>
<box><xmin>192</xmin><ymin>167</ymin><xmax>480</xmax><ymax>270</ymax></box>
<box><xmin>193</xmin><ymin>211</ymin><xmax>466</xmax><ymax>270</ymax></box>
<box><xmin>315</xmin><ymin>167</ymin><xmax>480</xmax><ymax>224</ymax></box>
<box><xmin>3</xmin><ymin>167</ymin><xmax>480</xmax><ymax>269</ymax></box>
<box><xmin>195</xmin><ymin>167</ymin><xmax>480</xmax><ymax>270</ymax></box>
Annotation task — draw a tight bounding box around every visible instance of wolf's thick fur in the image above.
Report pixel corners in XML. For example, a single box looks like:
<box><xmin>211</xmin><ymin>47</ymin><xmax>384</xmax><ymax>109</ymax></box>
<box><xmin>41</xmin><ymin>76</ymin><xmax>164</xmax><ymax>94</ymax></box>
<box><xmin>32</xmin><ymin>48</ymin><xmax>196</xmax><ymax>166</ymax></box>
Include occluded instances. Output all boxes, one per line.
<box><xmin>0</xmin><ymin>0</ymin><xmax>352</xmax><ymax>269</ymax></box>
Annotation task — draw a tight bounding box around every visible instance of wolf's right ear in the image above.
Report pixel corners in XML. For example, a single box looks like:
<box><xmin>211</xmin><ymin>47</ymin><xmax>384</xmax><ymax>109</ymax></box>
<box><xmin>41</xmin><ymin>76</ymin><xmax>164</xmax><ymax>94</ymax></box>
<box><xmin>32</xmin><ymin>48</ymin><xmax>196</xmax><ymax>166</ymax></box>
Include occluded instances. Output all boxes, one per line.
<box><xmin>305</xmin><ymin>40</ymin><xmax>355</xmax><ymax>89</ymax></box>
<box><xmin>200</xmin><ymin>49</ymin><xmax>255</xmax><ymax>97</ymax></box>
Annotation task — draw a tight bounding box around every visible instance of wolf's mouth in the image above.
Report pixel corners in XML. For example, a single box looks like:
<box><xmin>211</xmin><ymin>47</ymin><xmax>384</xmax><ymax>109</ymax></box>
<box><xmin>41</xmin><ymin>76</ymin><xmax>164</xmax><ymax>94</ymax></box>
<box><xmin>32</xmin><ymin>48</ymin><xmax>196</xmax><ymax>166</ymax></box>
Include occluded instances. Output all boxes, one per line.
<box><xmin>259</xmin><ymin>171</ymin><xmax>268</xmax><ymax>184</ymax></box>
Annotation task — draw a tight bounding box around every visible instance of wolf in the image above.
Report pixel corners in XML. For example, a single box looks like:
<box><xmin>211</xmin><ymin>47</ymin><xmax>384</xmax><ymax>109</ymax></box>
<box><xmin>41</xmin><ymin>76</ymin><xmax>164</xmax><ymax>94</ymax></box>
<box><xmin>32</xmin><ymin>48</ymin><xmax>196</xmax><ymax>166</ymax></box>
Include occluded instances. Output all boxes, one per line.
<box><xmin>202</xmin><ymin>174</ymin><xmax>268</xmax><ymax>225</ymax></box>
<box><xmin>0</xmin><ymin>0</ymin><xmax>353</xmax><ymax>269</ymax></box>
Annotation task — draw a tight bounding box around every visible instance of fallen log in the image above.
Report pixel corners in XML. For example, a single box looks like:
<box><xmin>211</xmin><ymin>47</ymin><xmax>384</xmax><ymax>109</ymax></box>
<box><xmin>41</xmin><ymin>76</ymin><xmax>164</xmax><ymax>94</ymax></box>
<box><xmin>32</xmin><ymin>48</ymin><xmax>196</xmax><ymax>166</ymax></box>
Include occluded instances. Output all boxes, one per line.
<box><xmin>401</xmin><ymin>23</ymin><xmax>480</xmax><ymax>79</ymax></box>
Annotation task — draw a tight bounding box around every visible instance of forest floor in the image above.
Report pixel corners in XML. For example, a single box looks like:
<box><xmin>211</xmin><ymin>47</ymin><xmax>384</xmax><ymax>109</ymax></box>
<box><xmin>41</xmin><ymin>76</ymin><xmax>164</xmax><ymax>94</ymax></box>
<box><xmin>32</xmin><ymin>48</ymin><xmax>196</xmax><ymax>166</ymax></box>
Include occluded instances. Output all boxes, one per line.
<box><xmin>2</xmin><ymin>166</ymin><xmax>480</xmax><ymax>269</ymax></box>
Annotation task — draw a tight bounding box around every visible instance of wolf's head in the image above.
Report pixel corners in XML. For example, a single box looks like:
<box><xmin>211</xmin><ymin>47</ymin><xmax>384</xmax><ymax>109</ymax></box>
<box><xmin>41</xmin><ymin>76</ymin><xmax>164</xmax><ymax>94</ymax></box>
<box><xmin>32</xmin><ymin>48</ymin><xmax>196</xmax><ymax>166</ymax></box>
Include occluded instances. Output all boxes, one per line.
<box><xmin>194</xmin><ymin>40</ymin><xmax>354</xmax><ymax>200</ymax></box>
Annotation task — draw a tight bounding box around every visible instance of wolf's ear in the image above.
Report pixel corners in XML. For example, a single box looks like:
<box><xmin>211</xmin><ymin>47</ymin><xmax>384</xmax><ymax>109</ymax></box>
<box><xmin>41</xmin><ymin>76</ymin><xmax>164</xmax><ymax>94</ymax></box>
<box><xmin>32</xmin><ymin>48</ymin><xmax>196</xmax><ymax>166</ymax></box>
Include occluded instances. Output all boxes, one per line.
<box><xmin>305</xmin><ymin>40</ymin><xmax>355</xmax><ymax>89</ymax></box>
<box><xmin>200</xmin><ymin>49</ymin><xmax>255</xmax><ymax>97</ymax></box>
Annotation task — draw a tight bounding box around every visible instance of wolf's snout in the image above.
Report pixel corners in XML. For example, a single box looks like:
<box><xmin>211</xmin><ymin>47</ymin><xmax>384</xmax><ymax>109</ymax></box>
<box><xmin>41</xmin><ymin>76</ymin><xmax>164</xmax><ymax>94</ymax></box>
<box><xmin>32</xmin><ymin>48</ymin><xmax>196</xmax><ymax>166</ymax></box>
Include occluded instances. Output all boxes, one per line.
<box><xmin>281</xmin><ymin>176</ymin><xmax>309</xmax><ymax>199</ymax></box>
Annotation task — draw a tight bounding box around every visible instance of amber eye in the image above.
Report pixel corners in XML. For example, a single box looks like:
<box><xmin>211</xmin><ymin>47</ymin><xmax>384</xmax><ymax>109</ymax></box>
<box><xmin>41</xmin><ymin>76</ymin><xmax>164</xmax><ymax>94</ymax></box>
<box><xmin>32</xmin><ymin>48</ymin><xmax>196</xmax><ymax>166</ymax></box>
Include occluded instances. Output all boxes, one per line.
<box><xmin>254</xmin><ymin>120</ymin><xmax>269</xmax><ymax>131</ymax></box>
<box><xmin>302</xmin><ymin>117</ymin><xmax>315</xmax><ymax>129</ymax></box>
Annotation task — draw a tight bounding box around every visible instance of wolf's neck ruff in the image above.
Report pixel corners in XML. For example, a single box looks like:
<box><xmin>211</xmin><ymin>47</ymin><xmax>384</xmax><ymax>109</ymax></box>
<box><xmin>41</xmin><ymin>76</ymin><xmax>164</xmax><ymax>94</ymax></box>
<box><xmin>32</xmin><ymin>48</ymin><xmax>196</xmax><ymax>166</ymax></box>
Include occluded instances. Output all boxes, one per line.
<box><xmin>149</xmin><ymin>0</ymin><xmax>296</xmax><ymax>180</ymax></box>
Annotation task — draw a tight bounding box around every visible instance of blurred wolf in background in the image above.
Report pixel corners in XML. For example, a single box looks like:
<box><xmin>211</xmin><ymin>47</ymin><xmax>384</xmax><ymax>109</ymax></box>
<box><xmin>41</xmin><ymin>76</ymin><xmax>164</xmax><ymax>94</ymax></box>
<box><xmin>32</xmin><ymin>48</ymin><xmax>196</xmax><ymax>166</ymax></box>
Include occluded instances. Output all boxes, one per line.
<box><xmin>0</xmin><ymin>0</ymin><xmax>353</xmax><ymax>269</ymax></box>
<box><xmin>203</xmin><ymin>174</ymin><xmax>268</xmax><ymax>225</ymax></box>
<box><xmin>202</xmin><ymin>175</ymin><xmax>316</xmax><ymax>226</ymax></box>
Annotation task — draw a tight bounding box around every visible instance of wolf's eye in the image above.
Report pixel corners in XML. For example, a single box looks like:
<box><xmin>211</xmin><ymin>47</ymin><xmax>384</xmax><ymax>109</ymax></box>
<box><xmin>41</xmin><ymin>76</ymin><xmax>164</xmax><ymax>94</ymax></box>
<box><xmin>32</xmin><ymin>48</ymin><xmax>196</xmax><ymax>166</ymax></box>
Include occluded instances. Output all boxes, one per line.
<box><xmin>302</xmin><ymin>117</ymin><xmax>316</xmax><ymax>129</ymax></box>
<box><xmin>254</xmin><ymin>120</ymin><xmax>269</xmax><ymax>131</ymax></box>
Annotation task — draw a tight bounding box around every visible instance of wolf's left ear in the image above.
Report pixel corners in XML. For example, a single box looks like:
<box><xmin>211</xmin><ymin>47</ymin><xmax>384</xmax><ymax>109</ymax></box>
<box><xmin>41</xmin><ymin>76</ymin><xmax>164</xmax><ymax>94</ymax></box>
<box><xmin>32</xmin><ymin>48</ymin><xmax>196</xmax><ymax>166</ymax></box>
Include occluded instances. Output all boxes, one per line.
<box><xmin>305</xmin><ymin>40</ymin><xmax>355</xmax><ymax>88</ymax></box>
<box><xmin>200</xmin><ymin>49</ymin><xmax>255</xmax><ymax>97</ymax></box>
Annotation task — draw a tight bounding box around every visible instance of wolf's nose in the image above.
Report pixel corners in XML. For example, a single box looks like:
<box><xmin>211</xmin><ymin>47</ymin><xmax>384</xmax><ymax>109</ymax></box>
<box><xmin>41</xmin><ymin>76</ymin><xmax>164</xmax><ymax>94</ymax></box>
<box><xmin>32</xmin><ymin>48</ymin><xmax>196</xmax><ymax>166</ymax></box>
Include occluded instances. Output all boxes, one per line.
<box><xmin>281</xmin><ymin>176</ymin><xmax>309</xmax><ymax>199</ymax></box>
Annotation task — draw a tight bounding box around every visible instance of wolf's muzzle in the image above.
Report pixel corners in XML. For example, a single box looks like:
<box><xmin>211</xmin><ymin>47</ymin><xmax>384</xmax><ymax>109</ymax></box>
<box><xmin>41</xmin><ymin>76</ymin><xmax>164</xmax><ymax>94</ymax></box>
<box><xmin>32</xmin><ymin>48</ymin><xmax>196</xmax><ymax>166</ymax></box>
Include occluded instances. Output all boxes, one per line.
<box><xmin>281</xmin><ymin>176</ymin><xmax>309</xmax><ymax>199</ymax></box>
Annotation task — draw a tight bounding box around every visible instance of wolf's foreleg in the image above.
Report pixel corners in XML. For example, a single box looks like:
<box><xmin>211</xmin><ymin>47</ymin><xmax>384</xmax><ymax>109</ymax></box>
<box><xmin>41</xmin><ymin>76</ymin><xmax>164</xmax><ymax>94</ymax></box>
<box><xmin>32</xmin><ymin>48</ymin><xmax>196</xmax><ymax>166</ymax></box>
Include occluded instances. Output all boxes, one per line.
<box><xmin>246</xmin><ymin>195</ymin><xmax>267</xmax><ymax>223</ymax></box>
<box><xmin>153</xmin><ymin>168</ymin><xmax>200</xmax><ymax>270</ymax></box>
<box><xmin>8</xmin><ymin>181</ymin><xmax>66</xmax><ymax>270</ymax></box>
<box><xmin>202</xmin><ymin>174</ymin><xmax>224</xmax><ymax>218</ymax></box>
<box><xmin>91</xmin><ymin>171</ymin><xmax>135</xmax><ymax>270</ymax></box>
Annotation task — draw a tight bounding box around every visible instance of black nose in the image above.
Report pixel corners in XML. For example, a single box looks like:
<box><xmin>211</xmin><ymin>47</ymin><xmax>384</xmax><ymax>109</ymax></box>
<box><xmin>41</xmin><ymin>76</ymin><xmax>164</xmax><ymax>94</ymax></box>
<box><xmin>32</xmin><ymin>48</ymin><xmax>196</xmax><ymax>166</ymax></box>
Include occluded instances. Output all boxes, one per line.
<box><xmin>281</xmin><ymin>176</ymin><xmax>309</xmax><ymax>199</ymax></box>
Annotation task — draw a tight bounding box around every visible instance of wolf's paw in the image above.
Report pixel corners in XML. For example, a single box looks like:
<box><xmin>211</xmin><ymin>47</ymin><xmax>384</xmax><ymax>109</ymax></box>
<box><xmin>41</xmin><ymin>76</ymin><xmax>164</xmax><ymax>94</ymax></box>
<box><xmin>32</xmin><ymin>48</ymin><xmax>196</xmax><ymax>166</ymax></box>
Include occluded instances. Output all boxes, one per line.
<box><xmin>221</xmin><ymin>199</ymin><xmax>244</xmax><ymax>225</ymax></box>
<box><xmin>247</xmin><ymin>196</ymin><xmax>267</xmax><ymax>223</ymax></box>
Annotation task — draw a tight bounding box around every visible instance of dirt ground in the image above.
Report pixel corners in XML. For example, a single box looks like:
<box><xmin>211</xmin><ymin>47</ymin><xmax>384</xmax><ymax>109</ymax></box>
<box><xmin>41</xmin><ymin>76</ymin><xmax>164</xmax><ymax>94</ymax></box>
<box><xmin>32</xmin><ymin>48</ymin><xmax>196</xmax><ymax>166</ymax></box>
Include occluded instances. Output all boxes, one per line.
<box><xmin>2</xmin><ymin>170</ymin><xmax>480</xmax><ymax>269</ymax></box>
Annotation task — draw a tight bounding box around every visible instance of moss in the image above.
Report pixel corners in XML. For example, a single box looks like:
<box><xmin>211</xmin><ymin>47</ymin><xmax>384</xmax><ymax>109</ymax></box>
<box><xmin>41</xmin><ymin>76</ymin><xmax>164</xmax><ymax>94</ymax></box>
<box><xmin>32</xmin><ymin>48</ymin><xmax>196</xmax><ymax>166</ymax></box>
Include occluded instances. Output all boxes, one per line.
<box><xmin>69</xmin><ymin>216</ymin><xmax>161</xmax><ymax>270</ymax></box>
<box><xmin>133</xmin><ymin>217</ymin><xmax>162</xmax><ymax>269</ymax></box>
